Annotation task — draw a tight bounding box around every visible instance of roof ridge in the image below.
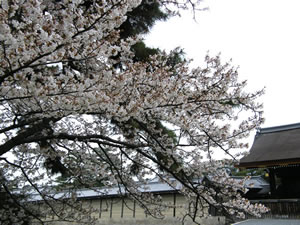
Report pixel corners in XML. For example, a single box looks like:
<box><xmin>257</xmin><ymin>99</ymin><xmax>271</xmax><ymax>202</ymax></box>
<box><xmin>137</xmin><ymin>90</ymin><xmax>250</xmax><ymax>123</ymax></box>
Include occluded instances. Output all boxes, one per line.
<box><xmin>258</xmin><ymin>122</ymin><xmax>300</xmax><ymax>134</ymax></box>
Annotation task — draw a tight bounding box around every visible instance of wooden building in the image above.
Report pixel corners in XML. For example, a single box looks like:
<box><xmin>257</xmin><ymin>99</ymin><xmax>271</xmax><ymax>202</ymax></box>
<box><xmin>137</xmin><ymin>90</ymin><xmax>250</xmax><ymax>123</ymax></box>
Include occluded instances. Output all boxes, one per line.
<box><xmin>236</xmin><ymin>122</ymin><xmax>300</xmax><ymax>218</ymax></box>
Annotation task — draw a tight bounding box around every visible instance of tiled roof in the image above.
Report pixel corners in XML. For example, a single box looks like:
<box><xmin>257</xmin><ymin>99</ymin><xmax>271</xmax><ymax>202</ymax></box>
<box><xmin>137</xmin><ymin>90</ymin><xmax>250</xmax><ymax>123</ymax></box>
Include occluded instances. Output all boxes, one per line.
<box><xmin>28</xmin><ymin>177</ymin><xmax>268</xmax><ymax>201</ymax></box>
<box><xmin>238</xmin><ymin>123</ymin><xmax>300</xmax><ymax>168</ymax></box>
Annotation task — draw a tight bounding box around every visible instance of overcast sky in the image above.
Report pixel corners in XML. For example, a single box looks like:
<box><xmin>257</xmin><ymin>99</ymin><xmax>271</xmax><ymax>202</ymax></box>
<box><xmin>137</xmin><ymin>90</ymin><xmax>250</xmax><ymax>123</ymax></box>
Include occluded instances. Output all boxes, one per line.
<box><xmin>145</xmin><ymin>0</ymin><xmax>300</xmax><ymax>129</ymax></box>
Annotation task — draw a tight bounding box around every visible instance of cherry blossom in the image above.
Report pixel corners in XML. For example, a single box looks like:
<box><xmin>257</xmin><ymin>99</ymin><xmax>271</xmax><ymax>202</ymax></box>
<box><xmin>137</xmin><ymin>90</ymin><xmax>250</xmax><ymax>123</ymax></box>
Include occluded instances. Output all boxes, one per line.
<box><xmin>0</xmin><ymin>0</ymin><xmax>267</xmax><ymax>224</ymax></box>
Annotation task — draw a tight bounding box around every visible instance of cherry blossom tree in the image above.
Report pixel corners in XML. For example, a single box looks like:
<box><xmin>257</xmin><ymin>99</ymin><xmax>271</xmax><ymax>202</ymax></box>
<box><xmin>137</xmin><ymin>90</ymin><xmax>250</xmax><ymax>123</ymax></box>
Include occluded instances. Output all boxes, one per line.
<box><xmin>0</xmin><ymin>0</ymin><xmax>267</xmax><ymax>224</ymax></box>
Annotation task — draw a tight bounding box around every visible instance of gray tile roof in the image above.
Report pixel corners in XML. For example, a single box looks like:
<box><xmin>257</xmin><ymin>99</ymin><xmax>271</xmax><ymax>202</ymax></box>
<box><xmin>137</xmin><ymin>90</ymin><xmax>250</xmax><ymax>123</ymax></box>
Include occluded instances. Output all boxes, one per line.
<box><xmin>28</xmin><ymin>177</ymin><xmax>268</xmax><ymax>202</ymax></box>
<box><xmin>28</xmin><ymin>178</ymin><xmax>183</xmax><ymax>201</ymax></box>
<box><xmin>238</xmin><ymin>123</ymin><xmax>300</xmax><ymax>168</ymax></box>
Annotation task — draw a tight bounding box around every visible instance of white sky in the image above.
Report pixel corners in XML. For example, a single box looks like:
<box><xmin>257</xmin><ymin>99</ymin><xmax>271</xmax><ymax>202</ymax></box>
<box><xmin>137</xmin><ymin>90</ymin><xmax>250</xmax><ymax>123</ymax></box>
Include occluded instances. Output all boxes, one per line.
<box><xmin>145</xmin><ymin>0</ymin><xmax>300</xmax><ymax>129</ymax></box>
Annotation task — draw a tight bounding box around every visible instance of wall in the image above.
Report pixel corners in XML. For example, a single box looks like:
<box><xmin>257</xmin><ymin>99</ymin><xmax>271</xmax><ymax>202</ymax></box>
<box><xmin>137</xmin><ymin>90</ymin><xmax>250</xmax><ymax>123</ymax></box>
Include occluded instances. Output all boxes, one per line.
<box><xmin>49</xmin><ymin>217</ymin><xmax>225</xmax><ymax>225</ymax></box>
<box><xmin>32</xmin><ymin>193</ymin><xmax>225</xmax><ymax>225</ymax></box>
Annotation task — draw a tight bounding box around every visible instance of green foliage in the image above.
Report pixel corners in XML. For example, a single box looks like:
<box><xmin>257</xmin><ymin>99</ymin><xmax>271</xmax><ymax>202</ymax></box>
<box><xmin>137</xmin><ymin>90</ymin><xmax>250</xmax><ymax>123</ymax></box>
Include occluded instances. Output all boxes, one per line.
<box><xmin>44</xmin><ymin>156</ymin><xmax>68</xmax><ymax>177</ymax></box>
<box><xmin>54</xmin><ymin>171</ymin><xmax>108</xmax><ymax>189</ymax></box>
<box><xmin>232</xmin><ymin>168</ymin><xmax>267</xmax><ymax>177</ymax></box>
<box><xmin>219</xmin><ymin>100</ymin><xmax>241</xmax><ymax>108</ymax></box>
<box><xmin>132</xmin><ymin>41</ymin><xmax>160</xmax><ymax>62</ymax></box>
<box><xmin>112</xmin><ymin>0</ymin><xmax>169</xmax><ymax>67</ymax></box>
<box><xmin>154</xmin><ymin>120</ymin><xmax>177</xmax><ymax>144</ymax></box>
<box><xmin>119</xmin><ymin>0</ymin><xmax>168</xmax><ymax>39</ymax></box>
<box><xmin>165</xmin><ymin>47</ymin><xmax>186</xmax><ymax>67</ymax></box>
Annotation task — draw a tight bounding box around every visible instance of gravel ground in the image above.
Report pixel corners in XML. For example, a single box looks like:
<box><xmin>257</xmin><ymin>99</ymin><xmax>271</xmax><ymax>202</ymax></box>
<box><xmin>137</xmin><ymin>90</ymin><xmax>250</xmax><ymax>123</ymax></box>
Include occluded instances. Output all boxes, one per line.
<box><xmin>233</xmin><ymin>219</ymin><xmax>300</xmax><ymax>225</ymax></box>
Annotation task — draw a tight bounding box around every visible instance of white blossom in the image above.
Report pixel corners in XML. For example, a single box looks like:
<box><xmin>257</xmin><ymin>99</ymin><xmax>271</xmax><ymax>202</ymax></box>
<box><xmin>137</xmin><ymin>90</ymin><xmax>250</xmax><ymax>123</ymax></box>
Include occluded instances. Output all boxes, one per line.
<box><xmin>0</xmin><ymin>0</ymin><xmax>266</xmax><ymax>224</ymax></box>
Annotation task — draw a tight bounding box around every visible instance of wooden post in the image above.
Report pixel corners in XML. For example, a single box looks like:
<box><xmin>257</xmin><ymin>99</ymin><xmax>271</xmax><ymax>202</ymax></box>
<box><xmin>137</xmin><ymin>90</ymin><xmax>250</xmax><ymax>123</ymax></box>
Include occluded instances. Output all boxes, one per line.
<box><xmin>121</xmin><ymin>198</ymin><xmax>124</xmax><ymax>218</ymax></box>
<box><xmin>173</xmin><ymin>193</ymin><xmax>176</xmax><ymax>217</ymax></box>
<box><xmin>110</xmin><ymin>198</ymin><xmax>113</xmax><ymax>218</ymax></box>
<box><xmin>133</xmin><ymin>200</ymin><xmax>136</xmax><ymax>218</ymax></box>
<box><xmin>269</xmin><ymin>168</ymin><xmax>276</xmax><ymax>197</ymax></box>
<box><xmin>99</xmin><ymin>199</ymin><xmax>102</xmax><ymax>218</ymax></box>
